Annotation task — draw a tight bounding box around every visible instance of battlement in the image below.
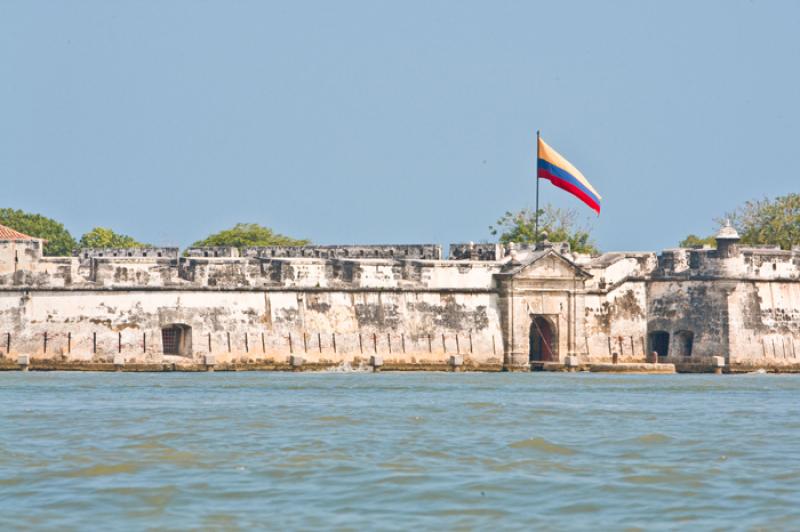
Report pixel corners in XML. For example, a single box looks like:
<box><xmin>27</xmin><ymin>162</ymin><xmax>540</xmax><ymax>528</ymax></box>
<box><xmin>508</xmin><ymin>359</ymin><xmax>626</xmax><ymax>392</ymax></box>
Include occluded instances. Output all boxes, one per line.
<box><xmin>449</xmin><ymin>243</ymin><xmax>502</xmax><ymax>261</ymax></box>
<box><xmin>242</xmin><ymin>244</ymin><xmax>442</xmax><ymax>260</ymax></box>
<box><xmin>74</xmin><ymin>247</ymin><xmax>180</xmax><ymax>260</ymax></box>
<box><xmin>185</xmin><ymin>247</ymin><xmax>240</xmax><ymax>258</ymax></box>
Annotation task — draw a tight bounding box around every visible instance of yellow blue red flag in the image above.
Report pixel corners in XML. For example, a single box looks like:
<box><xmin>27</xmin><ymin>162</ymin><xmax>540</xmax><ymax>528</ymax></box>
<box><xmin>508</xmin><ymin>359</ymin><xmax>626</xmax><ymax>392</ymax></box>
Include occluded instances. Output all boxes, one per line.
<box><xmin>537</xmin><ymin>137</ymin><xmax>601</xmax><ymax>214</ymax></box>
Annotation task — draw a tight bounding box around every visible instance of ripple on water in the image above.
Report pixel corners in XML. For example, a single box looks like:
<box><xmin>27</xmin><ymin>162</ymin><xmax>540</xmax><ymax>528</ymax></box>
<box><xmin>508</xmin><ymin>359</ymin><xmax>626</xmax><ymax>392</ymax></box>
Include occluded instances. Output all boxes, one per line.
<box><xmin>631</xmin><ymin>433</ymin><xmax>672</xmax><ymax>445</ymax></box>
<box><xmin>62</xmin><ymin>463</ymin><xmax>141</xmax><ymax>478</ymax></box>
<box><xmin>508</xmin><ymin>437</ymin><xmax>576</xmax><ymax>455</ymax></box>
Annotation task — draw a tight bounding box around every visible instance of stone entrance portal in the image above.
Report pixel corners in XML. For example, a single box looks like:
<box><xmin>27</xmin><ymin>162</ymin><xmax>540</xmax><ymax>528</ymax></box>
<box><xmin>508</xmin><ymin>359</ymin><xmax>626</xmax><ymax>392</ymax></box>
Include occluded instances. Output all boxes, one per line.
<box><xmin>529</xmin><ymin>315</ymin><xmax>557</xmax><ymax>363</ymax></box>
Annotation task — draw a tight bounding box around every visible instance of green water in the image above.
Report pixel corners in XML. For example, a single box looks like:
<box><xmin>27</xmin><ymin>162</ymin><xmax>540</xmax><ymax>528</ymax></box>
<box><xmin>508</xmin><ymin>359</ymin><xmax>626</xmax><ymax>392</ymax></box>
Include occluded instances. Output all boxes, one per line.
<box><xmin>1</xmin><ymin>372</ymin><xmax>799</xmax><ymax>530</ymax></box>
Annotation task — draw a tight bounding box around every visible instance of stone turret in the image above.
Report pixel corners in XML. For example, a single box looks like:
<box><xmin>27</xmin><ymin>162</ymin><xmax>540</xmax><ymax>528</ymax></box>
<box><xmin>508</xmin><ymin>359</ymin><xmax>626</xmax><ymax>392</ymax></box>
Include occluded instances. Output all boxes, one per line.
<box><xmin>715</xmin><ymin>220</ymin><xmax>740</xmax><ymax>259</ymax></box>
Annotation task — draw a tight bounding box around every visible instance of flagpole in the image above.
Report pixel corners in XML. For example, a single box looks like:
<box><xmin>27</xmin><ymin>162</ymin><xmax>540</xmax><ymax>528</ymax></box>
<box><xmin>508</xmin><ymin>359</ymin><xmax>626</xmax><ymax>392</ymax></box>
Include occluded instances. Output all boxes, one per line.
<box><xmin>535</xmin><ymin>130</ymin><xmax>540</xmax><ymax>244</ymax></box>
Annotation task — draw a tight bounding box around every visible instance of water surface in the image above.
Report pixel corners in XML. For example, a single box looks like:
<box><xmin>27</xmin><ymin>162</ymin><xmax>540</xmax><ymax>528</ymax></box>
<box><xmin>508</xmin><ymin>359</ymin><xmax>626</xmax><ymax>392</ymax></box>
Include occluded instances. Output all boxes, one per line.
<box><xmin>1</xmin><ymin>372</ymin><xmax>799</xmax><ymax>530</ymax></box>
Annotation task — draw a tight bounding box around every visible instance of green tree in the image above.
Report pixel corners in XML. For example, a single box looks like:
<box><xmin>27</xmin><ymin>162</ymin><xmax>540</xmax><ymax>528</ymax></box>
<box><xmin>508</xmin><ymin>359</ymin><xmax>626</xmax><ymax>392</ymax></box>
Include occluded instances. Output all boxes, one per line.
<box><xmin>191</xmin><ymin>223</ymin><xmax>310</xmax><ymax>249</ymax></box>
<box><xmin>0</xmin><ymin>208</ymin><xmax>77</xmax><ymax>256</ymax></box>
<box><xmin>679</xmin><ymin>193</ymin><xmax>800</xmax><ymax>250</ymax></box>
<box><xmin>489</xmin><ymin>205</ymin><xmax>599</xmax><ymax>254</ymax></box>
<box><xmin>726</xmin><ymin>193</ymin><xmax>800</xmax><ymax>249</ymax></box>
<box><xmin>79</xmin><ymin>227</ymin><xmax>150</xmax><ymax>248</ymax></box>
<box><xmin>678</xmin><ymin>234</ymin><xmax>717</xmax><ymax>248</ymax></box>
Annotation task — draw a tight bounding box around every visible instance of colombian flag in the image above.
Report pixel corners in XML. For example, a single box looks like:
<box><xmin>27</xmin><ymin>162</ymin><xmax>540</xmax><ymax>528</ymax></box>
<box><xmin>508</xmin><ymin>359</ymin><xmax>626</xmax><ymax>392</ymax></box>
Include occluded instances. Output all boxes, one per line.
<box><xmin>537</xmin><ymin>136</ymin><xmax>601</xmax><ymax>214</ymax></box>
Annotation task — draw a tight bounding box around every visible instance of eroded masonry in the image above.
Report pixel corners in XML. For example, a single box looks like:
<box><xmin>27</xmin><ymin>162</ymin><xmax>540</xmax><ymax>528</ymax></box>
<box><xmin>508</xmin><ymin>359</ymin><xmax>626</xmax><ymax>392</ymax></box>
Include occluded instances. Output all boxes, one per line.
<box><xmin>1</xmin><ymin>222</ymin><xmax>799</xmax><ymax>372</ymax></box>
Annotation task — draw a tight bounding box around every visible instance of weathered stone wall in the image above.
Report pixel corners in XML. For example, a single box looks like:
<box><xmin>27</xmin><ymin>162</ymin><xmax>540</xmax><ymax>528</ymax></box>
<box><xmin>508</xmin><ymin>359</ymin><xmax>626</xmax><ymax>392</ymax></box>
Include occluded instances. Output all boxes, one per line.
<box><xmin>0</xmin><ymin>288</ymin><xmax>503</xmax><ymax>367</ymax></box>
<box><xmin>727</xmin><ymin>281</ymin><xmax>800</xmax><ymax>369</ymax></box>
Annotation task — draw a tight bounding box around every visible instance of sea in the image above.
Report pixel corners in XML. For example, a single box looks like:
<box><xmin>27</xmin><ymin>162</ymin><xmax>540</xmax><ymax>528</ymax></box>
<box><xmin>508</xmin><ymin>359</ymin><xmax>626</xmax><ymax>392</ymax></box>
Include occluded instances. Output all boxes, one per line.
<box><xmin>1</xmin><ymin>371</ymin><xmax>799</xmax><ymax>530</ymax></box>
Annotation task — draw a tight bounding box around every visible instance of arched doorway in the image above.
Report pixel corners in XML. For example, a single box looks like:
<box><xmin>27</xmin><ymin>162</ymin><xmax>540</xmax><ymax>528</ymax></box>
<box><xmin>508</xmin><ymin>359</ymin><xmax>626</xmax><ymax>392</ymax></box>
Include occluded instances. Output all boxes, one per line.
<box><xmin>529</xmin><ymin>316</ymin><xmax>557</xmax><ymax>362</ymax></box>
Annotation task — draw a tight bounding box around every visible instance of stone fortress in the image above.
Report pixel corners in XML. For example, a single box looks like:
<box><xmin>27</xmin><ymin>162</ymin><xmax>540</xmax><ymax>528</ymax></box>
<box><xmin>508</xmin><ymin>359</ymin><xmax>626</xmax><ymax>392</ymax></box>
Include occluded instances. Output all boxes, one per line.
<box><xmin>1</xmin><ymin>221</ymin><xmax>799</xmax><ymax>372</ymax></box>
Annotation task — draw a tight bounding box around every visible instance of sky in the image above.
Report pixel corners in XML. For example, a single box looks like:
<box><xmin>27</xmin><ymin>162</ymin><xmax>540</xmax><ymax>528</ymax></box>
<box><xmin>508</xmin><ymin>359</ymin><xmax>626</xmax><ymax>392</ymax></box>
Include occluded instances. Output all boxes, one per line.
<box><xmin>2</xmin><ymin>0</ymin><xmax>799</xmax><ymax>252</ymax></box>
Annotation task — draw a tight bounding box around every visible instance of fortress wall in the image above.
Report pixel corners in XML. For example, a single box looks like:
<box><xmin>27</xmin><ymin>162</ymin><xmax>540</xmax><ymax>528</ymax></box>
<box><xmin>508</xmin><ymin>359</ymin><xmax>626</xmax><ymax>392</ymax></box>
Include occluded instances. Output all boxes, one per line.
<box><xmin>582</xmin><ymin>281</ymin><xmax>649</xmax><ymax>362</ymax></box>
<box><xmin>0</xmin><ymin>288</ymin><xmax>503</xmax><ymax>367</ymax></box>
<box><xmin>646</xmin><ymin>280</ymin><xmax>731</xmax><ymax>361</ymax></box>
<box><xmin>727</xmin><ymin>281</ymin><xmax>800</xmax><ymax>367</ymax></box>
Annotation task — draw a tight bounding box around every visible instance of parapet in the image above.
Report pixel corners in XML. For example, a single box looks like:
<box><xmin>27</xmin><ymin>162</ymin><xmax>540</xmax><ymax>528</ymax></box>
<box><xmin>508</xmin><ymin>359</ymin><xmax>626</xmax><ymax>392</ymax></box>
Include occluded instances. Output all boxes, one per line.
<box><xmin>74</xmin><ymin>247</ymin><xmax>180</xmax><ymax>260</ymax></box>
<box><xmin>185</xmin><ymin>247</ymin><xmax>240</xmax><ymax>258</ymax></box>
<box><xmin>242</xmin><ymin>244</ymin><xmax>442</xmax><ymax>260</ymax></box>
<box><xmin>449</xmin><ymin>243</ymin><xmax>502</xmax><ymax>261</ymax></box>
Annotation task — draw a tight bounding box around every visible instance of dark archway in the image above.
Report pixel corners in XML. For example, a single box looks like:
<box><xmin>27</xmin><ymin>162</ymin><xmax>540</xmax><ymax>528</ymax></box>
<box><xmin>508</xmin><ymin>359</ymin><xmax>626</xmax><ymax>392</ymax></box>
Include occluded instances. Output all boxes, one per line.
<box><xmin>674</xmin><ymin>330</ymin><xmax>694</xmax><ymax>357</ymax></box>
<box><xmin>529</xmin><ymin>316</ymin><xmax>557</xmax><ymax>362</ymax></box>
<box><xmin>649</xmin><ymin>331</ymin><xmax>670</xmax><ymax>359</ymax></box>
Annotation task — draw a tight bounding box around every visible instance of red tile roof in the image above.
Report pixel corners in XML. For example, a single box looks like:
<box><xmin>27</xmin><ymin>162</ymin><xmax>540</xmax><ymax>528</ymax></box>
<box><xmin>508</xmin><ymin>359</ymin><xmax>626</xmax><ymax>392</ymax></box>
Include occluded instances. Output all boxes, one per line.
<box><xmin>0</xmin><ymin>223</ymin><xmax>37</xmax><ymax>240</ymax></box>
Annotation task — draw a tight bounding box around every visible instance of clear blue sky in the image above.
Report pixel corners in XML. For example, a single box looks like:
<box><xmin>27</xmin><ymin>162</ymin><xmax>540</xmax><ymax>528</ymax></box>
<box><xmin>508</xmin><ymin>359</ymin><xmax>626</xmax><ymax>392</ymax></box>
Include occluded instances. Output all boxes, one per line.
<box><xmin>2</xmin><ymin>1</ymin><xmax>799</xmax><ymax>252</ymax></box>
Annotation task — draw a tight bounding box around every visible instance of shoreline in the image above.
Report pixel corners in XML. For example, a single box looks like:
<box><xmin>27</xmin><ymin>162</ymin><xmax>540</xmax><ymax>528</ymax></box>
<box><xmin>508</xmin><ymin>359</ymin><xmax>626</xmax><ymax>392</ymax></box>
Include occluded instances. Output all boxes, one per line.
<box><xmin>3</xmin><ymin>358</ymin><xmax>800</xmax><ymax>373</ymax></box>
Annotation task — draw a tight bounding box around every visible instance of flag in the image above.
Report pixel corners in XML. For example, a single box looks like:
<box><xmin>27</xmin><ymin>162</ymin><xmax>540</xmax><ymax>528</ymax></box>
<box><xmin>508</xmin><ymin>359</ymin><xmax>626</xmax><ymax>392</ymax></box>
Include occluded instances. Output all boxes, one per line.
<box><xmin>537</xmin><ymin>136</ymin><xmax>601</xmax><ymax>214</ymax></box>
